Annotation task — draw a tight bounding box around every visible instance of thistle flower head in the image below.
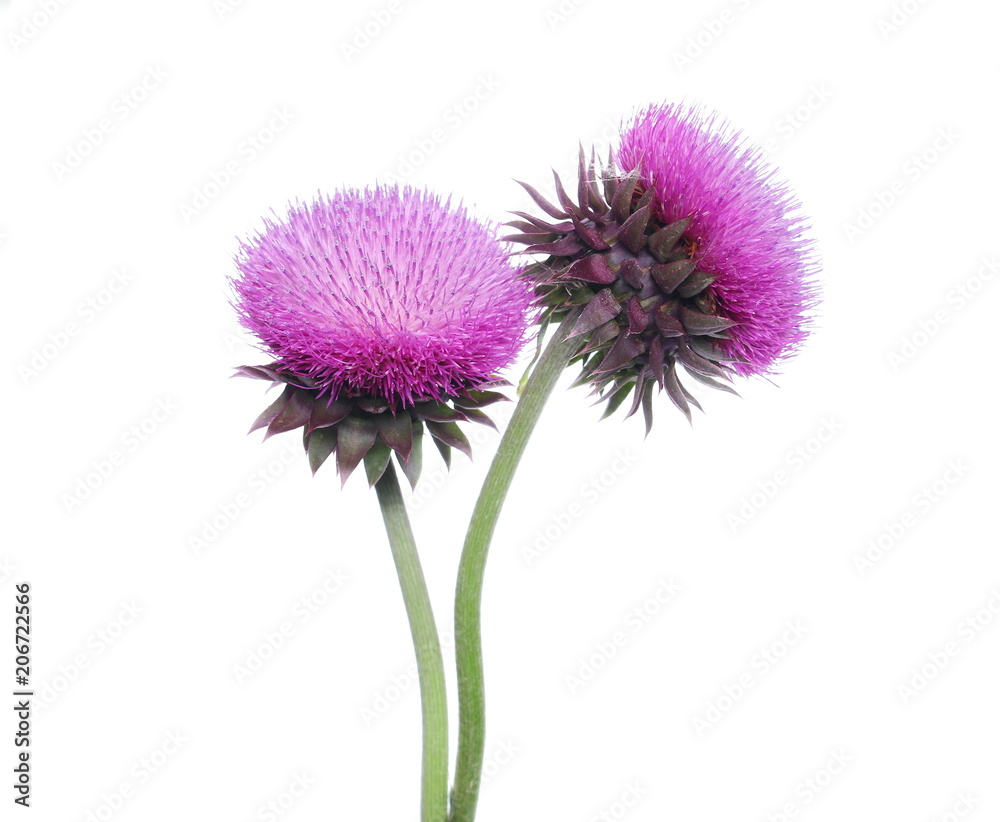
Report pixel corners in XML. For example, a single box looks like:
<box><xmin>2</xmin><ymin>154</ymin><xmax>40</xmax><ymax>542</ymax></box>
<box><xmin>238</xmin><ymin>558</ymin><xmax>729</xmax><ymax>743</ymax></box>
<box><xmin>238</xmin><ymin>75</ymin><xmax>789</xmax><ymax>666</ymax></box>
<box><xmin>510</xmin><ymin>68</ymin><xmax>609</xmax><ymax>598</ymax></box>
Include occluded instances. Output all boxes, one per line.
<box><xmin>232</xmin><ymin>186</ymin><xmax>533</xmax><ymax>485</ymax></box>
<box><xmin>507</xmin><ymin>102</ymin><xmax>818</xmax><ymax>429</ymax></box>
<box><xmin>234</xmin><ymin>186</ymin><xmax>531</xmax><ymax>406</ymax></box>
<box><xmin>617</xmin><ymin>103</ymin><xmax>817</xmax><ymax>376</ymax></box>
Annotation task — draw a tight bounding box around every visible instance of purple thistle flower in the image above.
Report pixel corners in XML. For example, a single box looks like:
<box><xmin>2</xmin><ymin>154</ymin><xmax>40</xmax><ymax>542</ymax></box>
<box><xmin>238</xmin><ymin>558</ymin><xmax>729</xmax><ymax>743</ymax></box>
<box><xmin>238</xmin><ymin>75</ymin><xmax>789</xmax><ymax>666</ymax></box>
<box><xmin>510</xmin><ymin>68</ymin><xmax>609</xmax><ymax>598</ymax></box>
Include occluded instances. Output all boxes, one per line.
<box><xmin>617</xmin><ymin>102</ymin><xmax>818</xmax><ymax>376</ymax></box>
<box><xmin>231</xmin><ymin>186</ymin><xmax>534</xmax><ymax>484</ymax></box>
<box><xmin>505</xmin><ymin>102</ymin><xmax>819</xmax><ymax>428</ymax></box>
<box><xmin>233</xmin><ymin>186</ymin><xmax>533</xmax><ymax>406</ymax></box>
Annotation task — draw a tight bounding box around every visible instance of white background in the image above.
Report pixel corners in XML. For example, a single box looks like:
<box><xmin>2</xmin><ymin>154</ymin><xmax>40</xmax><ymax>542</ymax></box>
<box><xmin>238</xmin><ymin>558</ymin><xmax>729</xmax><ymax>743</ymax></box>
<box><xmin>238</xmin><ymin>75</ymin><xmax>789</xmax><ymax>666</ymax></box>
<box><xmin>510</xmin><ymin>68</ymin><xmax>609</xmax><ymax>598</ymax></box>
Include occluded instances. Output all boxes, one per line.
<box><xmin>3</xmin><ymin>0</ymin><xmax>999</xmax><ymax>820</ymax></box>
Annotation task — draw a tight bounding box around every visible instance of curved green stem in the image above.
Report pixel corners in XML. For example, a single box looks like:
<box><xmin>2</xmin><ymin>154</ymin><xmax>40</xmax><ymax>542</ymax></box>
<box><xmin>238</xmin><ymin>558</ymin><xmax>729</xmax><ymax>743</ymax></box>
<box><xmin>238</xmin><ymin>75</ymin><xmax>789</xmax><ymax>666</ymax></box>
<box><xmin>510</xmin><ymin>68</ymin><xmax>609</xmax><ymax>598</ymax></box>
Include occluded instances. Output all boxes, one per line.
<box><xmin>375</xmin><ymin>461</ymin><xmax>449</xmax><ymax>822</ymax></box>
<box><xmin>450</xmin><ymin>322</ymin><xmax>577</xmax><ymax>822</ymax></box>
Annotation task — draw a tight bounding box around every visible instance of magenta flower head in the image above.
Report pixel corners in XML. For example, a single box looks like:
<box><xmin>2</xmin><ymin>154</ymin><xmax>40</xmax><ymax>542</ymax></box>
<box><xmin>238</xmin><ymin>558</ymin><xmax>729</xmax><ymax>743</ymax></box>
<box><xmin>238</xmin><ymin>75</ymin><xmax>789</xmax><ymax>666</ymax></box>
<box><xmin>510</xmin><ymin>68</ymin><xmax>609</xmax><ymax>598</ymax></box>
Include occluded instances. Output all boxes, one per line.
<box><xmin>507</xmin><ymin>102</ymin><xmax>818</xmax><ymax>428</ymax></box>
<box><xmin>232</xmin><ymin>185</ymin><xmax>533</xmax><ymax>485</ymax></box>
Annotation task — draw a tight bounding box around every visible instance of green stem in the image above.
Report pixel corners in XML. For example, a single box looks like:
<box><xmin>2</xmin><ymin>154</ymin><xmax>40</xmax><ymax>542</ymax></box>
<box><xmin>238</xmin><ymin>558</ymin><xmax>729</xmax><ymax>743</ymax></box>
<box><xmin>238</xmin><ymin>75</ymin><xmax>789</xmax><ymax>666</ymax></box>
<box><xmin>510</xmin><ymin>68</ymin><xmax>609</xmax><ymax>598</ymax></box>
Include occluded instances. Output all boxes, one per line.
<box><xmin>375</xmin><ymin>461</ymin><xmax>449</xmax><ymax>822</ymax></box>
<box><xmin>450</xmin><ymin>321</ymin><xmax>577</xmax><ymax>822</ymax></box>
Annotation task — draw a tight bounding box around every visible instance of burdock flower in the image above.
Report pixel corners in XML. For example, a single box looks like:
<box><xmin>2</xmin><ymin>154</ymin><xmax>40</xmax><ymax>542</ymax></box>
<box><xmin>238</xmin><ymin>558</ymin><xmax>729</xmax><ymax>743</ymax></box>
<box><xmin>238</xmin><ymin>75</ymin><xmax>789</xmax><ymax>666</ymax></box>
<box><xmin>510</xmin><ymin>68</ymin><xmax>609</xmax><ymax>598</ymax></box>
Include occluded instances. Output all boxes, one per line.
<box><xmin>506</xmin><ymin>102</ymin><xmax>818</xmax><ymax>428</ymax></box>
<box><xmin>232</xmin><ymin>185</ymin><xmax>533</xmax><ymax>485</ymax></box>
